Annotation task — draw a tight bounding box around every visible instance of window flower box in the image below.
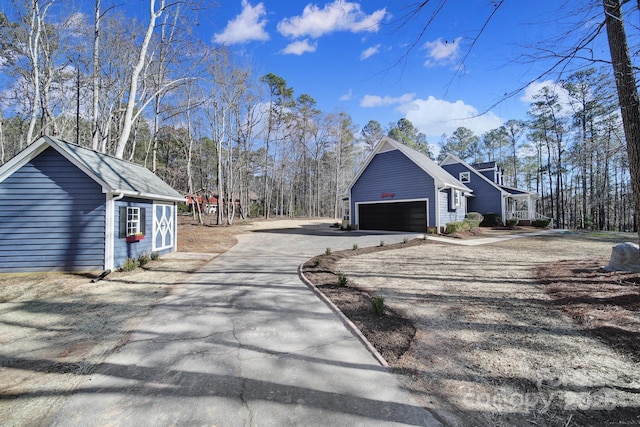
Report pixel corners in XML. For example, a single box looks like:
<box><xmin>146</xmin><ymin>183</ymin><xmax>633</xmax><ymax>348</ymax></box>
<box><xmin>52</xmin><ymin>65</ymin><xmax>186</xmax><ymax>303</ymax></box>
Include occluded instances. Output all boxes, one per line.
<box><xmin>126</xmin><ymin>233</ymin><xmax>144</xmax><ymax>243</ymax></box>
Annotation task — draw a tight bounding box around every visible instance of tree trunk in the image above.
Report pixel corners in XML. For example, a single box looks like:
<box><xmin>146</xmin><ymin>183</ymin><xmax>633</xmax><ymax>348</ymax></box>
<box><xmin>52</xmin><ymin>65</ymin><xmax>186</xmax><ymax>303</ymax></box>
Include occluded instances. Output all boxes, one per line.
<box><xmin>114</xmin><ymin>0</ymin><xmax>164</xmax><ymax>158</ymax></box>
<box><xmin>603</xmin><ymin>0</ymin><xmax>640</xmax><ymax>249</ymax></box>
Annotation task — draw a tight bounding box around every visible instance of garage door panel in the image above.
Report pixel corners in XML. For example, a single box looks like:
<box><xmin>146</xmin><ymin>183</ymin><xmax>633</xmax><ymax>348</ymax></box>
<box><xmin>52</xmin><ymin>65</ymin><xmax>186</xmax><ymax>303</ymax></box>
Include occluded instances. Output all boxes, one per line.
<box><xmin>359</xmin><ymin>201</ymin><xmax>427</xmax><ymax>232</ymax></box>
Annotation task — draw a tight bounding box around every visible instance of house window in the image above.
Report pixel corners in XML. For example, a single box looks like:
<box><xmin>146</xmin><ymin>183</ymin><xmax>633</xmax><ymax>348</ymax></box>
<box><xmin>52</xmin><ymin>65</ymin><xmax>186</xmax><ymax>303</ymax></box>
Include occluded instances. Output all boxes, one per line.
<box><xmin>459</xmin><ymin>171</ymin><xmax>470</xmax><ymax>183</ymax></box>
<box><xmin>127</xmin><ymin>207</ymin><xmax>141</xmax><ymax>236</ymax></box>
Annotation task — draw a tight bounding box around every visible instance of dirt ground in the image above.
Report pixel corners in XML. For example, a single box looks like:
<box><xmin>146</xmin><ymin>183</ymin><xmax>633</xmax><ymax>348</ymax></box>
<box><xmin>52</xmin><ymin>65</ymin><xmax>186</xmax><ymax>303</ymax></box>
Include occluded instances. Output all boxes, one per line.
<box><xmin>3</xmin><ymin>217</ymin><xmax>640</xmax><ymax>426</ymax></box>
<box><xmin>304</xmin><ymin>230</ymin><xmax>640</xmax><ymax>426</ymax></box>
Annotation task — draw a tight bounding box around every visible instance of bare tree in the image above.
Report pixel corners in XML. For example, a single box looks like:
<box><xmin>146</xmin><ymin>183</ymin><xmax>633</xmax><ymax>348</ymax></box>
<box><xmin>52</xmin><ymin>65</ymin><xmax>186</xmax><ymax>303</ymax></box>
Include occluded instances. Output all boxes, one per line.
<box><xmin>602</xmin><ymin>0</ymin><xmax>640</xmax><ymax>249</ymax></box>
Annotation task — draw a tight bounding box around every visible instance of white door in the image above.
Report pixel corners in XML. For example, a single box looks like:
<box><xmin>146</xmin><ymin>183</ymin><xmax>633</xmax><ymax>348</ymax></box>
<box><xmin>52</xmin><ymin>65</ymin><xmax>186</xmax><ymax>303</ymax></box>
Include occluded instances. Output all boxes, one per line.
<box><xmin>153</xmin><ymin>203</ymin><xmax>174</xmax><ymax>251</ymax></box>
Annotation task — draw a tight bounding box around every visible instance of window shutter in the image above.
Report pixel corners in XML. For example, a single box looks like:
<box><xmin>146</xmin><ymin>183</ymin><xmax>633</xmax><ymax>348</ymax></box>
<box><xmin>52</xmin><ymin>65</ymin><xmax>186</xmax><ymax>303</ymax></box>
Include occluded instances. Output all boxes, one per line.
<box><xmin>140</xmin><ymin>207</ymin><xmax>146</xmax><ymax>235</ymax></box>
<box><xmin>119</xmin><ymin>206</ymin><xmax>127</xmax><ymax>238</ymax></box>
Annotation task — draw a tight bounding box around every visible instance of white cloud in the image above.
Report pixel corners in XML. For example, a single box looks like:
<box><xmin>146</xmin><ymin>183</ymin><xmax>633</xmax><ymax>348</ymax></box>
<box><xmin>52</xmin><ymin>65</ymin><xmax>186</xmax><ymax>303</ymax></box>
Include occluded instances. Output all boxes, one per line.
<box><xmin>521</xmin><ymin>80</ymin><xmax>573</xmax><ymax>116</ymax></box>
<box><xmin>277</xmin><ymin>1</ymin><xmax>386</xmax><ymax>39</ymax></box>
<box><xmin>213</xmin><ymin>0</ymin><xmax>269</xmax><ymax>45</ymax></box>
<box><xmin>281</xmin><ymin>39</ymin><xmax>317</xmax><ymax>55</ymax></box>
<box><xmin>398</xmin><ymin>96</ymin><xmax>504</xmax><ymax>138</ymax></box>
<box><xmin>340</xmin><ymin>89</ymin><xmax>354</xmax><ymax>101</ymax></box>
<box><xmin>423</xmin><ymin>37</ymin><xmax>462</xmax><ymax>67</ymax></box>
<box><xmin>360</xmin><ymin>93</ymin><xmax>416</xmax><ymax>108</ymax></box>
<box><xmin>360</xmin><ymin>44</ymin><xmax>380</xmax><ymax>60</ymax></box>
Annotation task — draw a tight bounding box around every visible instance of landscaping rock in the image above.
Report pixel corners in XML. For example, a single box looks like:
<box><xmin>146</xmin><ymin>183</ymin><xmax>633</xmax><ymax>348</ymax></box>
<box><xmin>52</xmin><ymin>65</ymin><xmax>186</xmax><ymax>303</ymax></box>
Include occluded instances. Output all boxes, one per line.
<box><xmin>604</xmin><ymin>242</ymin><xmax>640</xmax><ymax>272</ymax></box>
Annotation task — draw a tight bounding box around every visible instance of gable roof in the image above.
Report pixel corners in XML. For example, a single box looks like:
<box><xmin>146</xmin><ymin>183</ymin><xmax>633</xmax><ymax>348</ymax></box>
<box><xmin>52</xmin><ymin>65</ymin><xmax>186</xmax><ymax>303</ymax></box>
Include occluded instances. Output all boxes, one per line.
<box><xmin>348</xmin><ymin>136</ymin><xmax>471</xmax><ymax>193</ymax></box>
<box><xmin>0</xmin><ymin>135</ymin><xmax>185</xmax><ymax>202</ymax></box>
<box><xmin>440</xmin><ymin>153</ymin><xmax>537</xmax><ymax>197</ymax></box>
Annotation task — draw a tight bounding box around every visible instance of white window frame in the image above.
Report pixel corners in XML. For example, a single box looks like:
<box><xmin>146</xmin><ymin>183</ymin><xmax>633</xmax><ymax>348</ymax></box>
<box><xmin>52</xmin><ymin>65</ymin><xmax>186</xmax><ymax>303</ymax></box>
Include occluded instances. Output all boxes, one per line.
<box><xmin>126</xmin><ymin>207</ymin><xmax>141</xmax><ymax>236</ymax></box>
<box><xmin>459</xmin><ymin>171</ymin><xmax>470</xmax><ymax>183</ymax></box>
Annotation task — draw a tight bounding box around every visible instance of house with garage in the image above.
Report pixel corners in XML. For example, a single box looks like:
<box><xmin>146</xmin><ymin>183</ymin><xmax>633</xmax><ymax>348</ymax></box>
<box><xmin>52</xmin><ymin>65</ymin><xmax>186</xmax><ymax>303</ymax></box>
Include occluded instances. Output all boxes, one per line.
<box><xmin>0</xmin><ymin>135</ymin><xmax>185</xmax><ymax>273</ymax></box>
<box><xmin>346</xmin><ymin>136</ymin><xmax>472</xmax><ymax>233</ymax></box>
<box><xmin>439</xmin><ymin>153</ymin><xmax>548</xmax><ymax>225</ymax></box>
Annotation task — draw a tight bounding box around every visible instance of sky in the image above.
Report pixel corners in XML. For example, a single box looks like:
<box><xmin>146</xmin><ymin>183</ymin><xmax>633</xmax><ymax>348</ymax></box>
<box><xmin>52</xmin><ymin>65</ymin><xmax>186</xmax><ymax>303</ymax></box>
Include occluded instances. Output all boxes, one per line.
<box><xmin>2</xmin><ymin>0</ymin><xmax>615</xmax><ymax>147</ymax></box>
<box><xmin>188</xmin><ymin>0</ymin><xmax>612</xmax><ymax>146</ymax></box>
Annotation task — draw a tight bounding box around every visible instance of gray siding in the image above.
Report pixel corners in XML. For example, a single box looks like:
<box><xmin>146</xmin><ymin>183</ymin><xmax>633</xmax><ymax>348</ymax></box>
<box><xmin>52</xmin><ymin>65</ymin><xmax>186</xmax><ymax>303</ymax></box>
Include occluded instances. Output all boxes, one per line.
<box><xmin>351</xmin><ymin>149</ymin><xmax>436</xmax><ymax>227</ymax></box>
<box><xmin>439</xmin><ymin>190</ymin><xmax>466</xmax><ymax>226</ymax></box>
<box><xmin>441</xmin><ymin>163</ymin><xmax>503</xmax><ymax>217</ymax></box>
<box><xmin>0</xmin><ymin>147</ymin><xmax>105</xmax><ymax>272</ymax></box>
<box><xmin>113</xmin><ymin>198</ymin><xmax>154</xmax><ymax>268</ymax></box>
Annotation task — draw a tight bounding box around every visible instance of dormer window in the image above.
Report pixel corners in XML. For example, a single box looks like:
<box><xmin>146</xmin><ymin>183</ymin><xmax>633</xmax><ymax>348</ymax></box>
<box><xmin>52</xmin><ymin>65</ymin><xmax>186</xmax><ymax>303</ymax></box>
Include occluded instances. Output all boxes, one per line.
<box><xmin>459</xmin><ymin>171</ymin><xmax>470</xmax><ymax>183</ymax></box>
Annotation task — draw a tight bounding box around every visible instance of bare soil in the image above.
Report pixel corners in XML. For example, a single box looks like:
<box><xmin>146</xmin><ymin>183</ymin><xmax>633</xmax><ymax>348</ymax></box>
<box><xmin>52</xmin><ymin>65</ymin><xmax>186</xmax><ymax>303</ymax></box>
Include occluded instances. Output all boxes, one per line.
<box><xmin>303</xmin><ymin>229</ymin><xmax>640</xmax><ymax>426</ymax></box>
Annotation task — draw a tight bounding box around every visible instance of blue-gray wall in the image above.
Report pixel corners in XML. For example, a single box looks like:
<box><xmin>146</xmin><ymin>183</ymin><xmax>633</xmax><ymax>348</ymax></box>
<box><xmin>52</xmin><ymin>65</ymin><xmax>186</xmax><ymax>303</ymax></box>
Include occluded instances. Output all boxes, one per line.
<box><xmin>439</xmin><ymin>190</ymin><xmax>466</xmax><ymax>224</ymax></box>
<box><xmin>351</xmin><ymin>149</ymin><xmax>436</xmax><ymax>227</ymax></box>
<box><xmin>0</xmin><ymin>147</ymin><xmax>105</xmax><ymax>272</ymax></box>
<box><xmin>441</xmin><ymin>163</ymin><xmax>503</xmax><ymax>216</ymax></box>
<box><xmin>113</xmin><ymin>198</ymin><xmax>154</xmax><ymax>268</ymax></box>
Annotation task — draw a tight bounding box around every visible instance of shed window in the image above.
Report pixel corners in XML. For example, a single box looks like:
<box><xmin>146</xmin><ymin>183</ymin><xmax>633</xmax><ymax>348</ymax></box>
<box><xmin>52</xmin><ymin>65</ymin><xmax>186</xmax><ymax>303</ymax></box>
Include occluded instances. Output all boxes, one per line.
<box><xmin>119</xmin><ymin>206</ymin><xmax>146</xmax><ymax>238</ymax></box>
<box><xmin>459</xmin><ymin>172</ymin><xmax>470</xmax><ymax>183</ymax></box>
<box><xmin>127</xmin><ymin>207</ymin><xmax>141</xmax><ymax>236</ymax></box>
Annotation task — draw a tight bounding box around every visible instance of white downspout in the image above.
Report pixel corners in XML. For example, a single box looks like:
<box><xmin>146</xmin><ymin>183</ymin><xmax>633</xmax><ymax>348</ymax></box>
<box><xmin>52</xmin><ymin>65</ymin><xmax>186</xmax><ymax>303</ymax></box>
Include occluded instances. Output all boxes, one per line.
<box><xmin>105</xmin><ymin>192</ymin><xmax>124</xmax><ymax>270</ymax></box>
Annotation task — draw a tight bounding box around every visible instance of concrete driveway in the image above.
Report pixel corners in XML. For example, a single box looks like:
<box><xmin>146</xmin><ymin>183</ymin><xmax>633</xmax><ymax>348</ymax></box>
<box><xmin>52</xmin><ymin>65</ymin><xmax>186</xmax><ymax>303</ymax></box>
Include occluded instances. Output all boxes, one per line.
<box><xmin>51</xmin><ymin>221</ymin><xmax>441</xmax><ymax>426</ymax></box>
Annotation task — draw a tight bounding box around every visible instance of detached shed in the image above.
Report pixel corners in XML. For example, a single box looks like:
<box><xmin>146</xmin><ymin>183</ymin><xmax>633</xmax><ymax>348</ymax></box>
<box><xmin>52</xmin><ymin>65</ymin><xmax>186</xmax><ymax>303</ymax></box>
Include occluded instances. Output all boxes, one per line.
<box><xmin>0</xmin><ymin>136</ymin><xmax>185</xmax><ymax>273</ymax></box>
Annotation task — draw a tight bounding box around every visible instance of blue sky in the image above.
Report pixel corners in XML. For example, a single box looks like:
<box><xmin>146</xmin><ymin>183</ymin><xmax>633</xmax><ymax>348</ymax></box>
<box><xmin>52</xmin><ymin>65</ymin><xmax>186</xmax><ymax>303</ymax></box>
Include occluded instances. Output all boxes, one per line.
<box><xmin>191</xmin><ymin>0</ymin><xmax>612</xmax><ymax>144</ymax></box>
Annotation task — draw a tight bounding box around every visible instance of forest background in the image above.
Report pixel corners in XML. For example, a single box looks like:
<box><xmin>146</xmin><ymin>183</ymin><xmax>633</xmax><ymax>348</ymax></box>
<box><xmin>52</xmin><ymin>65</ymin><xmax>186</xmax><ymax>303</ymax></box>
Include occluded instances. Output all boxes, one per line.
<box><xmin>0</xmin><ymin>0</ymin><xmax>637</xmax><ymax>232</ymax></box>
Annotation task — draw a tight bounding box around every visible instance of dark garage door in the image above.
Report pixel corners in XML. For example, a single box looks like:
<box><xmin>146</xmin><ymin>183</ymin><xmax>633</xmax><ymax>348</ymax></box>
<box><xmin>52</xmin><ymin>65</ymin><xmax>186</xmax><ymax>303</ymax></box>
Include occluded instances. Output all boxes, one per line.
<box><xmin>359</xmin><ymin>201</ymin><xmax>427</xmax><ymax>232</ymax></box>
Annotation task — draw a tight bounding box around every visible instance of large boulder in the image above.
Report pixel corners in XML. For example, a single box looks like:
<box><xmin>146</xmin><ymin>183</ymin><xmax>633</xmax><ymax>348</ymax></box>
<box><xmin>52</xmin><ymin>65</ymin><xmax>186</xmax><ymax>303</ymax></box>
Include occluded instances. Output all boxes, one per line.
<box><xmin>603</xmin><ymin>242</ymin><xmax>640</xmax><ymax>272</ymax></box>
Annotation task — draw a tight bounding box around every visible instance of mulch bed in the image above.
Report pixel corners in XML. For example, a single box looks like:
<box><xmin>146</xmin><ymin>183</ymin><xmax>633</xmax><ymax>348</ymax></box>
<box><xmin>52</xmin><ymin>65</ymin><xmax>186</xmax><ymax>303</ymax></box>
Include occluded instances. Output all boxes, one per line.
<box><xmin>302</xmin><ymin>239</ymin><xmax>428</xmax><ymax>363</ymax></box>
<box><xmin>536</xmin><ymin>258</ymin><xmax>640</xmax><ymax>362</ymax></box>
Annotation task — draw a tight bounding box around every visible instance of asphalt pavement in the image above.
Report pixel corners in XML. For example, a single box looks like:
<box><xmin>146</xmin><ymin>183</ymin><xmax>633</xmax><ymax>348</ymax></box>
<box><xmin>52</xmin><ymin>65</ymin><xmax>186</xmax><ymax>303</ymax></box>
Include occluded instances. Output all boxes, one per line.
<box><xmin>50</xmin><ymin>222</ymin><xmax>442</xmax><ymax>426</ymax></box>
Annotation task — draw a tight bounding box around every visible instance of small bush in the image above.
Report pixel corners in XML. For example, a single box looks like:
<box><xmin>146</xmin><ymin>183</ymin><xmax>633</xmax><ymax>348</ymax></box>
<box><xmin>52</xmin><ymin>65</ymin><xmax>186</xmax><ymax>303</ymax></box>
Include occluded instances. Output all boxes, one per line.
<box><xmin>532</xmin><ymin>218</ymin><xmax>551</xmax><ymax>227</ymax></box>
<box><xmin>445</xmin><ymin>221</ymin><xmax>468</xmax><ymax>234</ymax></box>
<box><xmin>466</xmin><ymin>212</ymin><xmax>484</xmax><ymax>223</ymax></box>
<box><xmin>426</xmin><ymin>227</ymin><xmax>438</xmax><ymax>235</ymax></box>
<box><xmin>138</xmin><ymin>253</ymin><xmax>150</xmax><ymax>267</ymax></box>
<box><xmin>464</xmin><ymin>219</ymin><xmax>481</xmax><ymax>230</ymax></box>
<box><xmin>314</xmin><ymin>258</ymin><xmax>322</xmax><ymax>267</ymax></box>
<box><xmin>325</xmin><ymin>247</ymin><xmax>332</xmax><ymax>255</ymax></box>
<box><xmin>506</xmin><ymin>218</ymin><xmax>518</xmax><ymax>228</ymax></box>
<box><xmin>480</xmin><ymin>212</ymin><xmax>503</xmax><ymax>227</ymax></box>
<box><xmin>150</xmin><ymin>252</ymin><xmax>160</xmax><ymax>261</ymax></box>
<box><xmin>379</xmin><ymin>240</ymin><xmax>385</xmax><ymax>247</ymax></box>
<box><xmin>337</xmin><ymin>272</ymin><xmax>349</xmax><ymax>286</ymax></box>
<box><xmin>121</xmin><ymin>257</ymin><xmax>139</xmax><ymax>272</ymax></box>
<box><xmin>403</xmin><ymin>237</ymin><xmax>409</xmax><ymax>244</ymax></box>
<box><xmin>352</xmin><ymin>243</ymin><xmax>358</xmax><ymax>250</ymax></box>
<box><xmin>372</xmin><ymin>297</ymin><xmax>385</xmax><ymax>316</ymax></box>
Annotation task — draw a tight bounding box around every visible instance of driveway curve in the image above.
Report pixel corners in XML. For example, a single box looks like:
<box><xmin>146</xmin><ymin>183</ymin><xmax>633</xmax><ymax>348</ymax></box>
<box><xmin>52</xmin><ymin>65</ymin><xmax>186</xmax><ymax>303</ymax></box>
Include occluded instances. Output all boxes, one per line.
<box><xmin>51</xmin><ymin>221</ymin><xmax>441</xmax><ymax>426</ymax></box>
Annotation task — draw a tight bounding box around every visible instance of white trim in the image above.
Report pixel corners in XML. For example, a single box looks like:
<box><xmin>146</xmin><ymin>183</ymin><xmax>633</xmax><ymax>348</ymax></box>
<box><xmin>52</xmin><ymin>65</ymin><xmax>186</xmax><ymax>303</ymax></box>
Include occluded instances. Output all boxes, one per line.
<box><xmin>105</xmin><ymin>194</ymin><xmax>115</xmax><ymax>270</ymax></box>
<box><xmin>355</xmin><ymin>198</ymin><xmax>429</xmax><ymax>232</ymax></box>
<box><xmin>0</xmin><ymin>141</ymin><xmax>49</xmax><ymax>184</ymax></box>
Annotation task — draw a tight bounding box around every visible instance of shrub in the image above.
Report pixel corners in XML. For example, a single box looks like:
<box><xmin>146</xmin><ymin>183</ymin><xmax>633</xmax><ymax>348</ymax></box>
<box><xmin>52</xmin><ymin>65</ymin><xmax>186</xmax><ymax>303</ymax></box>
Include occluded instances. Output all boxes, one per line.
<box><xmin>466</xmin><ymin>212</ymin><xmax>484</xmax><ymax>223</ymax></box>
<box><xmin>337</xmin><ymin>272</ymin><xmax>349</xmax><ymax>286</ymax></box>
<box><xmin>445</xmin><ymin>221</ymin><xmax>468</xmax><ymax>234</ymax></box>
<box><xmin>464</xmin><ymin>219</ymin><xmax>481</xmax><ymax>230</ymax></box>
<box><xmin>532</xmin><ymin>218</ymin><xmax>551</xmax><ymax>227</ymax></box>
<box><xmin>403</xmin><ymin>237</ymin><xmax>409</xmax><ymax>244</ymax></box>
<box><xmin>506</xmin><ymin>218</ymin><xmax>519</xmax><ymax>228</ymax></box>
<box><xmin>379</xmin><ymin>240</ymin><xmax>385</xmax><ymax>247</ymax></box>
<box><xmin>150</xmin><ymin>252</ymin><xmax>160</xmax><ymax>261</ymax></box>
<box><xmin>325</xmin><ymin>247</ymin><xmax>332</xmax><ymax>255</ymax></box>
<box><xmin>138</xmin><ymin>253</ymin><xmax>150</xmax><ymax>267</ymax></box>
<box><xmin>372</xmin><ymin>297</ymin><xmax>385</xmax><ymax>316</ymax></box>
<box><xmin>426</xmin><ymin>226</ymin><xmax>438</xmax><ymax>235</ymax></box>
<box><xmin>314</xmin><ymin>258</ymin><xmax>322</xmax><ymax>267</ymax></box>
<box><xmin>121</xmin><ymin>257</ymin><xmax>139</xmax><ymax>272</ymax></box>
<box><xmin>480</xmin><ymin>212</ymin><xmax>503</xmax><ymax>227</ymax></box>
<box><xmin>352</xmin><ymin>243</ymin><xmax>358</xmax><ymax>250</ymax></box>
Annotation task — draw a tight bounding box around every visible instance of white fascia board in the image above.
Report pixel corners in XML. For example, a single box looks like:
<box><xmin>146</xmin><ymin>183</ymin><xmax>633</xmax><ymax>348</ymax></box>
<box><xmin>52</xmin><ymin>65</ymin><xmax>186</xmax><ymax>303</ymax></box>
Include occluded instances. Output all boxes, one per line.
<box><xmin>0</xmin><ymin>138</ymin><xmax>50</xmax><ymax>184</ymax></box>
